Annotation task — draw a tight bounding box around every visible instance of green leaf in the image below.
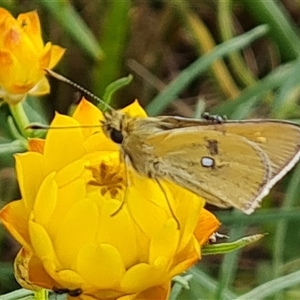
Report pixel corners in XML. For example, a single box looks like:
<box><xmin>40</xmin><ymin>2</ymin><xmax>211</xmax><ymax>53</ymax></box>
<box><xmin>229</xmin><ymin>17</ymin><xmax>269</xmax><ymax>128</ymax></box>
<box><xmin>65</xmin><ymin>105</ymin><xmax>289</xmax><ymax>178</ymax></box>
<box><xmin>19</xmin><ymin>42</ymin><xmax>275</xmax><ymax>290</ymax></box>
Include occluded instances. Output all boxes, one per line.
<box><xmin>172</xmin><ymin>274</ymin><xmax>193</xmax><ymax>290</ymax></box>
<box><xmin>0</xmin><ymin>289</ymin><xmax>35</xmax><ymax>300</ymax></box>
<box><xmin>202</xmin><ymin>234</ymin><xmax>265</xmax><ymax>255</ymax></box>
<box><xmin>0</xmin><ymin>139</ymin><xmax>27</xmax><ymax>154</ymax></box>
<box><xmin>102</xmin><ymin>74</ymin><xmax>133</xmax><ymax>110</ymax></box>
<box><xmin>170</xmin><ymin>274</ymin><xmax>193</xmax><ymax>300</ymax></box>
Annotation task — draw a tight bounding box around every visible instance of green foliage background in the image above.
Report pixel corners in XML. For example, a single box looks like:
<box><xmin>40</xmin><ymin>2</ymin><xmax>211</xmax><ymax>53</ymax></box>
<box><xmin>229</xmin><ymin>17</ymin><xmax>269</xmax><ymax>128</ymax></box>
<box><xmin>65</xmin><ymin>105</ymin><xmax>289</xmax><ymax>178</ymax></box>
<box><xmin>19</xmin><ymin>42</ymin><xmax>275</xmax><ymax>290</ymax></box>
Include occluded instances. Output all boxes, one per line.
<box><xmin>1</xmin><ymin>0</ymin><xmax>300</xmax><ymax>299</ymax></box>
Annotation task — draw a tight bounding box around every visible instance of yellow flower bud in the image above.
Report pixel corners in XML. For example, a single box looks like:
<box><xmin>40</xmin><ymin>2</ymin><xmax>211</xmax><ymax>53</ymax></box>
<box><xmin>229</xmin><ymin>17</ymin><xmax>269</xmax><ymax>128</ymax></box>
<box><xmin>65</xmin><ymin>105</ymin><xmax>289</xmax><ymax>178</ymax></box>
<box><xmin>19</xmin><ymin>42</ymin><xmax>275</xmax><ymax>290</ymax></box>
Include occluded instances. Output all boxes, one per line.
<box><xmin>0</xmin><ymin>8</ymin><xmax>65</xmax><ymax>104</ymax></box>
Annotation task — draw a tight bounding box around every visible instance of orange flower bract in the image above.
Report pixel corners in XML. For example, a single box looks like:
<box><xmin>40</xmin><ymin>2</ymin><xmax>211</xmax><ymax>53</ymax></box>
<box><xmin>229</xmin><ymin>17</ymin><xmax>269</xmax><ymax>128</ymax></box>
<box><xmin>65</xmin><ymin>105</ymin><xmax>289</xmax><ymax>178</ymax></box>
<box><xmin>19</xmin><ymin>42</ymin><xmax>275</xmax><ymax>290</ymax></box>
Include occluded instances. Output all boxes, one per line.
<box><xmin>0</xmin><ymin>8</ymin><xmax>65</xmax><ymax>104</ymax></box>
<box><xmin>0</xmin><ymin>99</ymin><xmax>220</xmax><ymax>300</ymax></box>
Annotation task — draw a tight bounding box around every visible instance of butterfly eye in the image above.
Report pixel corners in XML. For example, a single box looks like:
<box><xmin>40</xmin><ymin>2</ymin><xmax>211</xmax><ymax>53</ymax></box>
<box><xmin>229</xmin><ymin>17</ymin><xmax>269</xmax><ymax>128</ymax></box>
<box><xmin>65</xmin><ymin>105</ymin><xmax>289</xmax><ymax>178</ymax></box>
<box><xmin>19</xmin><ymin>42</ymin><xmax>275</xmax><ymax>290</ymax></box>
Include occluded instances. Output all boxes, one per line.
<box><xmin>110</xmin><ymin>128</ymin><xmax>124</xmax><ymax>144</ymax></box>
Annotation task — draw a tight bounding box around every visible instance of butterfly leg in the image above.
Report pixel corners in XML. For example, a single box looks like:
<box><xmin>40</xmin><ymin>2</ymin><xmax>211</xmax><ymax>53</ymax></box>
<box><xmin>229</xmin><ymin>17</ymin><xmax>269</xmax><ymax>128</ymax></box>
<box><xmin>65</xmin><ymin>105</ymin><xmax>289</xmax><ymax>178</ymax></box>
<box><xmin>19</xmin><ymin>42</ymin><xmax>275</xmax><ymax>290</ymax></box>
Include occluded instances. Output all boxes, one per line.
<box><xmin>155</xmin><ymin>178</ymin><xmax>180</xmax><ymax>230</ymax></box>
<box><xmin>110</xmin><ymin>154</ymin><xmax>131</xmax><ymax>217</ymax></box>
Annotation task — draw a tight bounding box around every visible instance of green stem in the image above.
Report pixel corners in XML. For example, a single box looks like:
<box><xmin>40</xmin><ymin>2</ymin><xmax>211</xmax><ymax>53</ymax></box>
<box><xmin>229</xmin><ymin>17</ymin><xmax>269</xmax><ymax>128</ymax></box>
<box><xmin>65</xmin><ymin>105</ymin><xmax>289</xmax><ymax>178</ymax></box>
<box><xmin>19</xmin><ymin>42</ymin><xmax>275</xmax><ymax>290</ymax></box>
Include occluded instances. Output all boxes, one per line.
<box><xmin>35</xmin><ymin>289</ymin><xmax>48</xmax><ymax>300</ymax></box>
<box><xmin>9</xmin><ymin>98</ymin><xmax>31</xmax><ymax>137</ymax></box>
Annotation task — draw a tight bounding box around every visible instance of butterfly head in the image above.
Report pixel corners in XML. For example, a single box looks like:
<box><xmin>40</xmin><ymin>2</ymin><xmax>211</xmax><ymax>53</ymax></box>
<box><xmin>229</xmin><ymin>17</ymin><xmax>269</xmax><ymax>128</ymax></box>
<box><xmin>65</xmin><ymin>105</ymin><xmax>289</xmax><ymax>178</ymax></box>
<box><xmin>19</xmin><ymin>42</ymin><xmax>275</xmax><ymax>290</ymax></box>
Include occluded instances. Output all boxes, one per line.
<box><xmin>102</xmin><ymin>110</ymin><xmax>128</xmax><ymax>144</ymax></box>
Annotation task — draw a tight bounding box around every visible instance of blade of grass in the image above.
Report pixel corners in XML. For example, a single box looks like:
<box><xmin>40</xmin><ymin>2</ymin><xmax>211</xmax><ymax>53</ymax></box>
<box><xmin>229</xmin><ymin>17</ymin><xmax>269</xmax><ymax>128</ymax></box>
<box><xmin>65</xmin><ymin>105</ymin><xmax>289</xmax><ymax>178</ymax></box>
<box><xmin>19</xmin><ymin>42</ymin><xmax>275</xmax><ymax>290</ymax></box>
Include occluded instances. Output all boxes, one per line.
<box><xmin>213</xmin><ymin>61</ymin><xmax>295</xmax><ymax>118</ymax></box>
<box><xmin>273</xmin><ymin>163</ymin><xmax>300</xmax><ymax>281</ymax></box>
<box><xmin>218</xmin><ymin>0</ymin><xmax>257</xmax><ymax>87</ymax></box>
<box><xmin>216</xmin><ymin>207</ymin><xmax>300</xmax><ymax>225</ymax></box>
<box><xmin>39</xmin><ymin>0</ymin><xmax>103</xmax><ymax>60</ymax></box>
<box><xmin>235</xmin><ymin>269</ymin><xmax>300</xmax><ymax>300</ymax></box>
<box><xmin>241</xmin><ymin>0</ymin><xmax>300</xmax><ymax>60</ymax></box>
<box><xmin>171</xmin><ymin>0</ymin><xmax>240</xmax><ymax>99</ymax></box>
<box><xmin>215</xmin><ymin>212</ymin><xmax>246</xmax><ymax>300</ymax></box>
<box><xmin>146</xmin><ymin>24</ymin><xmax>269</xmax><ymax>116</ymax></box>
<box><xmin>92</xmin><ymin>0</ymin><xmax>131</xmax><ymax>97</ymax></box>
<box><xmin>271</xmin><ymin>60</ymin><xmax>300</xmax><ymax>118</ymax></box>
<box><xmin>188</xmin><ymin>266</ymin><xmax>237</xmax><ymax>299</ymax></box>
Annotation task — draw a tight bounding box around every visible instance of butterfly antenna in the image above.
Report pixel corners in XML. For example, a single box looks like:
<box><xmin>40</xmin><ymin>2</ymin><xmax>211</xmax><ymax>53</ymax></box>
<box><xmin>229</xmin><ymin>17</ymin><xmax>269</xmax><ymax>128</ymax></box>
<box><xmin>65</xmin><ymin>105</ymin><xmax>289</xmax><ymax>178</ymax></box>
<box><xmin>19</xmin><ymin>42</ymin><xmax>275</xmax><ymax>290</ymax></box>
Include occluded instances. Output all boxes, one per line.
<box><xmin>45</xmin><ymin>69</ymin><xmax>114</xmax><ymax>112</ymax></box>
<box><xmin>26</xmin><ymin>123</ymin><xmax>102</xmax><ymax>130</ymax></box>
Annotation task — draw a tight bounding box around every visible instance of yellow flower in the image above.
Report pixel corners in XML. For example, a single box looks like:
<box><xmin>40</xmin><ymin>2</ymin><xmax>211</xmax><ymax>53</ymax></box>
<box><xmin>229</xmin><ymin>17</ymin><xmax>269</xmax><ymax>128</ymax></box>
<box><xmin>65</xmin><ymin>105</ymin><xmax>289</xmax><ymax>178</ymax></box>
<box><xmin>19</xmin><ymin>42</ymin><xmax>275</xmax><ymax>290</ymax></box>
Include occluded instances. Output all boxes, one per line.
<box><xmin>0</xmin><ymin>99</ymin><xmax>220</xmax><ymax>300</ymax></box>
<box><xmin>0</xmin><ymin>8</ymin><xmax>65</xmax><ymax>104</ymax></box>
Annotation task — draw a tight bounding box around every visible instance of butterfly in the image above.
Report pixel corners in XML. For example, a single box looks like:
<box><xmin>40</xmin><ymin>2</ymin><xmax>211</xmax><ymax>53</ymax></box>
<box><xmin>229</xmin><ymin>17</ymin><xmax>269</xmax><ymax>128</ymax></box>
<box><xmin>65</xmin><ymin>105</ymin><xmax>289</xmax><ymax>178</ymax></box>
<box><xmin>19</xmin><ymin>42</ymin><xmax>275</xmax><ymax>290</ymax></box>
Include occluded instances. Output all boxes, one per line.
<box><xmin>46</xmin><ymin>69</ymin><xmax>300</xmax><ymax>214</ymax></box>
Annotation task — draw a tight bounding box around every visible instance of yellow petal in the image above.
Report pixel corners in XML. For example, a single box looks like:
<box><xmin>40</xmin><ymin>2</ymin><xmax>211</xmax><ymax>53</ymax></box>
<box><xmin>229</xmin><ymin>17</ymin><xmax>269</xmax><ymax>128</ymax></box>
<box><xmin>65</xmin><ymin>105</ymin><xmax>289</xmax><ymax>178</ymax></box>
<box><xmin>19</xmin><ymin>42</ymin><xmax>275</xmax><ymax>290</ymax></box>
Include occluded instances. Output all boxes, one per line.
<box><xmin>54</xmin><ymin>199</ymin><xmax>99</xmax><ymax>268</ymax></box>
<box><xmin>44</xmin><ymin>113</ymin><xmax>86</xmax><ymax>172</ymax></box>
<box><xmin>0</xmin><ymin>8</ymin><xmax>12</xmax><ymax>23</ymax></box>
<box><xmin>120</xmin><ymin>283</ymin><xmax>170</xmax><ymax>300</ymax></box>
<box><xmin>127</xmin><ymin>176</ymin><xmax>169</xmax><ymax>236</ymax></box>
<box><xmin>54</xmin><ymin>159</ymin><xmax>86</xmax><ymax>187</ymax></box>
<box><xmin>95</xmin><ymin>196</ymin><xmax>138</xmax><ymax>268</ymax></box>
<box><xmin>121</xmin><ymin>100</ymin><xmax>147</xmax><ymax>118</ymax></box>
<box><xmin>33</xmin><ymin>172</ymin><xmax>58</xmax><ymax>226</ymax></box>
<box><xmin>76</xmin><ymin>243</ymin><xmax>125</xmax><ymax>288</ymax></box>
<box><xmin>72</xmin><ymin>98</ymin><xmax>104</xmax><ymax>137</ymax></box>
<box><xmin>0</xmin><ymin>8</ymin><xmax>64</xmax><ymax>103</ymax></box>
<box><xmin>40</xmin><ymin>42</ymin><xmax>65</xmax><ymax>70</ymax></box>
<box><xmin>83</xmin><ymin>131</ymin><xmax>118</xmax><ymax>153</ymax></box>
<box><xmin>169</xmin><ymin>237</ymin><xmax>200</xmax><ymax>278</ymax></box>
<box><xmin>46</xmin><ymin>178</ymin><xmax>86</xmax><ymax>238</ymax></box>
<box><xmin>194</xmin><ymin>209</ymin><xmax>221</xmax><ymax>245</ymax></box>
<box><xmin>71</xmin><ymin>99</ymin><xmax>118</xmax><ymax>152</ymax></box>
<box><xmin>39</xmin><ymin>42</ymin><xmax>52</xmax><ymax>69</ymax></box>
<box><xmin>75</xmin><ymin>295</ymin><xmax>97</xmax><ymax>300</ymax></box>
<box><xmin>165</xmin><ymin>181</ymin><xmax>204</xmax><ymax>252</ymax></box>
<box><xmin>15</xmin><ymin>248</ymin><xmax>57</xmax><ymax>290</ymax></box>
<box><xmin>55</xmin><ymin>269</ymin><xmax>83</xmax><ymax>289</ymax></box>
<box><xmin>29</xmin><ymin>220</ymin><xmax>59</xmax><ymax>266</ymax></box>
<box><xmin>28</xmin><ymin>138</ymin><xmax>45</xmax><ymax>153</ymax></box>
<box><xmin>0</xmin><ymin>49</ymin><xmax>13</xmax><ymax>66</ymax></box>
<box><xmin>17</xmin><ymin>10</ymin><xmax>43</xmax><ymax>50</ymax></box>
<box><xmin>47</xmin><ymin>44</ymin><xmax>66</xmax><ymax>69</ymax></box>
<box><xmin>0</xmin><ymin>200</ymin><xmax>31</xmax><ymax>248</ymax></box>
<box><xmin>149</xmin><ymin>219</ymin><xmax>179</xmax><ymax>265</ymax></box>
<box><xmin>15</xmin><ymin>152</ymin><xmax>44</xmax><ymax>210</ymax></box>
<box><xmin>0</xmin><ymin>50</ymin><xmax>17</xmax><ymax>91</ymax></box>
<box><xmin>121</xmin><ymin>263</ymin><xmax>166</xmax><ymax>293</ymax></box>
<box><xmin>29</xmin><ymin>76</ymin><xmax>50</xmax><ymax>95</ymax></box>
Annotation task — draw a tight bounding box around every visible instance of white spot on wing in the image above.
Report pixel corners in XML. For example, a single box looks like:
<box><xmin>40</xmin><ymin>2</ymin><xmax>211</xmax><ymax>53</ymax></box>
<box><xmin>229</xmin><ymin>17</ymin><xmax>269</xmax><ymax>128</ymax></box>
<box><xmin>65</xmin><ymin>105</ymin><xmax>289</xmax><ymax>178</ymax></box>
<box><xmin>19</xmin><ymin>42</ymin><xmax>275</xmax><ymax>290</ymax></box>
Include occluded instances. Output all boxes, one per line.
<box><xmin>201</xmin><ymin>157</ymin><xmax>215</xmax><ymax>168</ymax></box>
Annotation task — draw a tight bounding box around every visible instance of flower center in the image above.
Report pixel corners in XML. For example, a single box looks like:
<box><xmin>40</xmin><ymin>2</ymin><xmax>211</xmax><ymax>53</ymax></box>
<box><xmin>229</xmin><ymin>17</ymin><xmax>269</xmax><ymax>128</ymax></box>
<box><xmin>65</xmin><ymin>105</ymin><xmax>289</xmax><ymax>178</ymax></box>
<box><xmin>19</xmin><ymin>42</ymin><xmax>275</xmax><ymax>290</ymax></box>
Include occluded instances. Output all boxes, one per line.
<box><xmin>86</xmin><ymin>162</ymin><xmax>126</xmax><ymax>198</ymax></box>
